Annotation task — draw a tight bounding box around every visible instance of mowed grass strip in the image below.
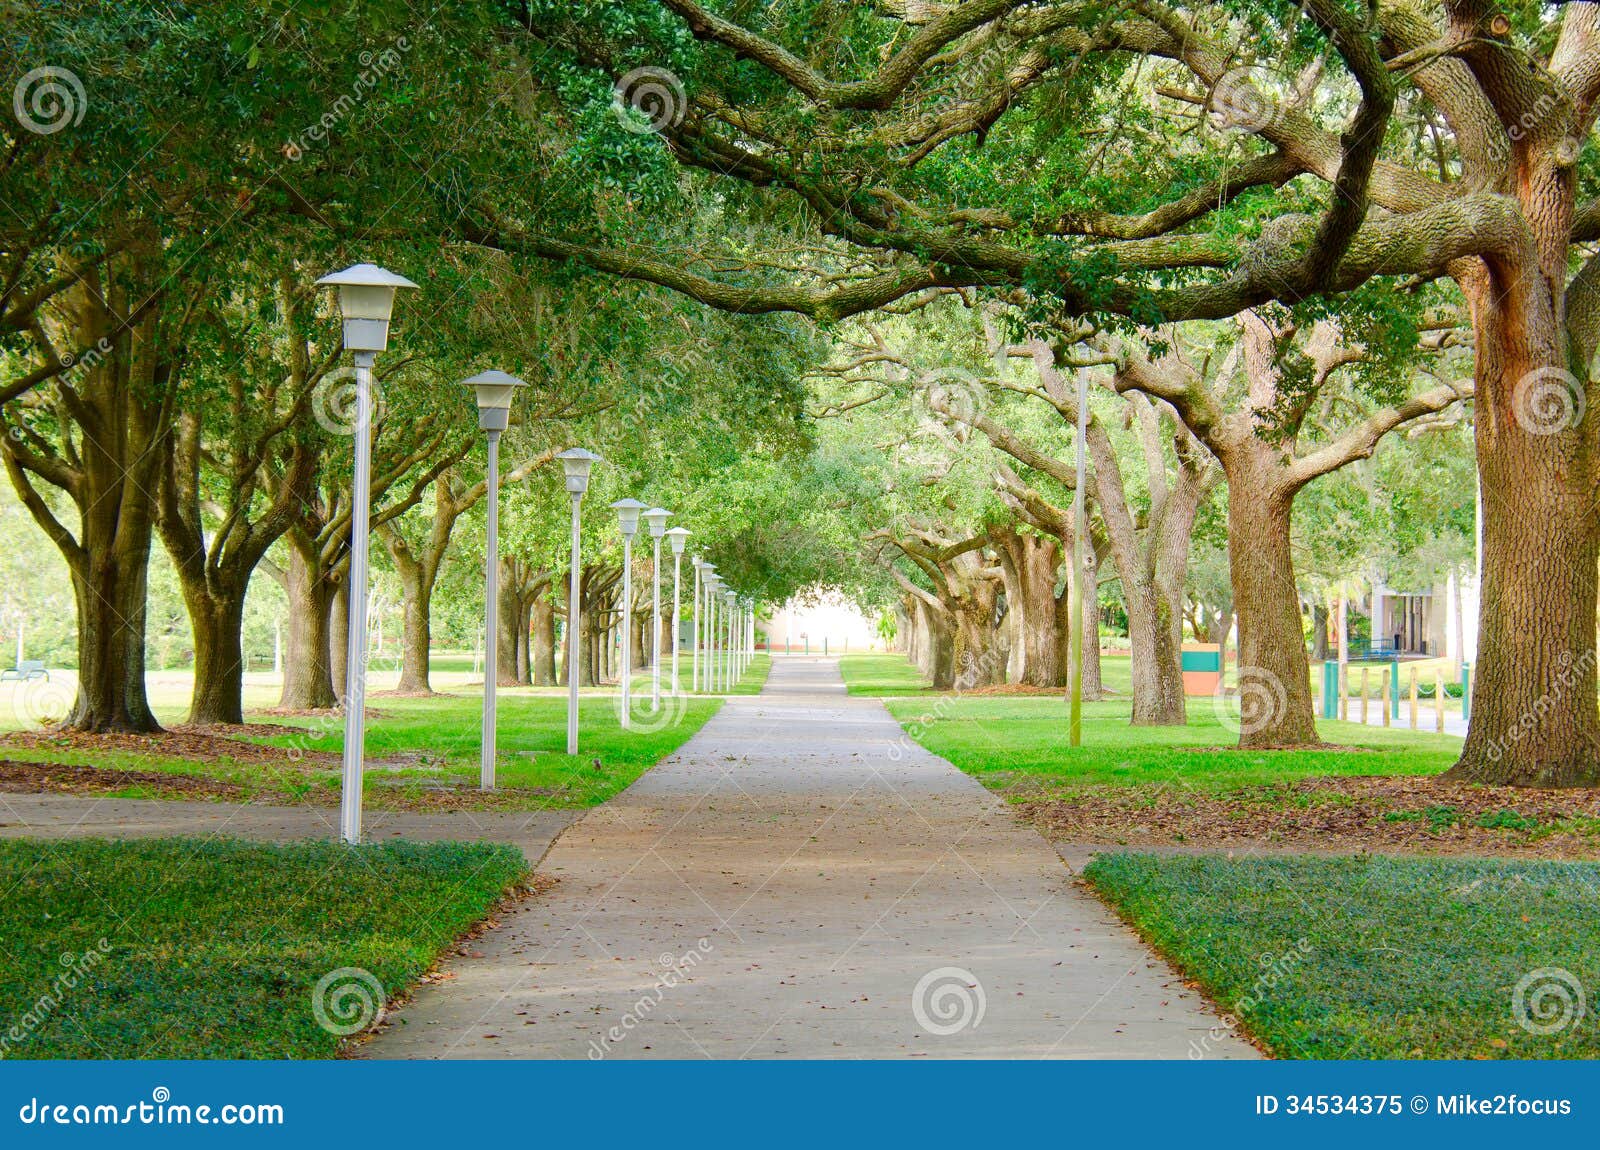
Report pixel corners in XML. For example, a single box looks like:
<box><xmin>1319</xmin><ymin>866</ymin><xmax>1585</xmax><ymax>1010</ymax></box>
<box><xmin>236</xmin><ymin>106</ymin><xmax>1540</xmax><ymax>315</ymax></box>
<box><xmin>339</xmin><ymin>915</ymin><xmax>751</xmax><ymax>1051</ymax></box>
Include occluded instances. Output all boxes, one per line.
<box><xmin>1085</xmin><ymin>852</ymin><xmax>1600</xmax><ymax>1059</ymax></box>
<box><xmin>0</xmin><ymin>693</ymin><xmax>725</xmax><ymax>810</ymax></box>
<box><xmin>0</xmin><ymin>837</ymin><xmax>526</xmax><ymax>1058</ymax></box>
<box><xmin>881</xmin><ymin>695</ymin><xmax>1460</xmax><ymax>791</ymax></box>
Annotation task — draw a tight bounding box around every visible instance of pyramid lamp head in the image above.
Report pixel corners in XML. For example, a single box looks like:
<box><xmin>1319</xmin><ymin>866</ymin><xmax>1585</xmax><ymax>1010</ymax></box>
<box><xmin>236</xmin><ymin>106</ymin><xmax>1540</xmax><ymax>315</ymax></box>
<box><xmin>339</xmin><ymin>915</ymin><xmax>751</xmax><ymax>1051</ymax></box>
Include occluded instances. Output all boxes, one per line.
<box><xmin>462</xmin><ymin>370</ymin><xmax>527</xmax><ymax>432</ymax></box>
<box><xmin>315</xmin><ymin>263</ymin><xmax>418</xmax><ymax>352</ymax></box>
<box><xmin>611</xmin><ymin>498</ymin><xmax>647</xmax><ymax>539</ymax></box>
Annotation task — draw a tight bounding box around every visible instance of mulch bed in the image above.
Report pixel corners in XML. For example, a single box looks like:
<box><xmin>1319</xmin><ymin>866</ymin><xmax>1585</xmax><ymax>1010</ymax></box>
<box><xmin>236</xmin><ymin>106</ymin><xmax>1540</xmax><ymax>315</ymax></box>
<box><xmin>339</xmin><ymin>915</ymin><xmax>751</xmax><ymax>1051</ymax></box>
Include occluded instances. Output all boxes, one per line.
<box><xmin>0</xmin><ymin>726</ymin><xmax>339</xmax><ymax>767</ymax></box>
<box><xmin>1017</xmin><ymin>775</ymin><xmax>1600</xmax><ymax>858</ymax></box>
<box><xmin>0</xmin><ymin>758</ymin><xmax>246</xmax><ymax>799</ymax></box>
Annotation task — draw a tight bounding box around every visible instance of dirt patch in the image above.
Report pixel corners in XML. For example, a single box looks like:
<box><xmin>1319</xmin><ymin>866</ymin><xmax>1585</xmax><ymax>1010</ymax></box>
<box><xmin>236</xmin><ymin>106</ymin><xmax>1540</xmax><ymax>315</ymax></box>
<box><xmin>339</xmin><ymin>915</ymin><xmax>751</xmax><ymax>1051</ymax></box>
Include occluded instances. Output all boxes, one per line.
<box><xmin>0</xmin><ymin>758</ymin><xmax>247</xmax><ymax>799</ymax></box>
<box><xmin>0</xmin><ymin>727</ymin><xmax>339</xmax><ymax>768</ymax></box>
<box><xmin>1017</xmin><ymin>775</ymin><xmax>1600</xmax><ymax>858</ymax></box>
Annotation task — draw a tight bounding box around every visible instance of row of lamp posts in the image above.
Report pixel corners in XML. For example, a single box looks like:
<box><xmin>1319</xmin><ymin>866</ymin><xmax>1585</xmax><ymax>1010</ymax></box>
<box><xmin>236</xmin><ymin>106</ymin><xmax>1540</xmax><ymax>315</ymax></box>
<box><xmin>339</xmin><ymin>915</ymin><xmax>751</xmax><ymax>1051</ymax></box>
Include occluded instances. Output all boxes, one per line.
<box><xmin>316</xmin><ymin>262</ymin><xmax>755</xmax><ymax>845</ymax></box>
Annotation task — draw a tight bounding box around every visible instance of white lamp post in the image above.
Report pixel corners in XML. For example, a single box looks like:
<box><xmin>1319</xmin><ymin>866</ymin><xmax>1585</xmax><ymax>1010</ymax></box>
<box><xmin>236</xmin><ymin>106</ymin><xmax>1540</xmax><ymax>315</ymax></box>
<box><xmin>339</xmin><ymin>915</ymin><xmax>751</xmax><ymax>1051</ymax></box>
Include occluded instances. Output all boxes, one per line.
<box><xmin>611</xmin><ymin>498</ymin><xmax>646</xmax><ymax>728</ymax></box>
<box><xmin>704</xmin><ymin>573</ymin><xmax>720</xmax><ymax>692</ymax></box>
<box><xmin>690</xmin><ymin>557</ymin><xmax>704</xmax><ymax>693</ymax></box>
<box><xmin>641</xmin><ymin>508</ymin><xmax>673</xmax><ymax>712</ymax></box>
<box><xmin>665</xmin><ymin>528</ymin><xmax>690</xmax><ymax>696</ymax></box>
<box><xmin>316</xmin><ymin>262</ymin><xmax>418</xmax><ymax>845</ymax></box>
<box><xmin>707</xmin><ymin>563</ymin><xmax>720</xmax><ymax>694</ymax></box>
<box><xmin>558</xmin><ymin>449</ymin><xmax>601</xmax><ymax>755</ymax></box>
<box><xmin>729</xmin><ymin>588</ymin><xmax>739</xmax><ymax>687</ymax></box>
<box><xmin>464</xmin><ymin>370</ymin><xmax>527</xmax><ymax>790</ymax></box>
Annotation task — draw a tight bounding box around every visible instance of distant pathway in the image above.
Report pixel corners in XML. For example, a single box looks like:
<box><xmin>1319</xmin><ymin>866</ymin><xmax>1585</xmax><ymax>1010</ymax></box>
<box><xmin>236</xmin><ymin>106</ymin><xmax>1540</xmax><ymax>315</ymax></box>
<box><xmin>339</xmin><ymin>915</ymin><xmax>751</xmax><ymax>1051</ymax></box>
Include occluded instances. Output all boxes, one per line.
<box><xmin>367</xmin><ymin>657</ymin><xmax>1253</xmax><ymax>1059</ymax></box>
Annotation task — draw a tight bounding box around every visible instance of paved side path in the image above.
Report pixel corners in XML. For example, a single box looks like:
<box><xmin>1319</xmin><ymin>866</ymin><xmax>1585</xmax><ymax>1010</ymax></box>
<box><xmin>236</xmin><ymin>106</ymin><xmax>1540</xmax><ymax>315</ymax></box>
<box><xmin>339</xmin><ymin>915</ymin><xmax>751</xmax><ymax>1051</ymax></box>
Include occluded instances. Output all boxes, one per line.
<box><xmin>368</xmin><ymin>658</ymin><xmax>1254</xmax><ymax>1059</ymax></box>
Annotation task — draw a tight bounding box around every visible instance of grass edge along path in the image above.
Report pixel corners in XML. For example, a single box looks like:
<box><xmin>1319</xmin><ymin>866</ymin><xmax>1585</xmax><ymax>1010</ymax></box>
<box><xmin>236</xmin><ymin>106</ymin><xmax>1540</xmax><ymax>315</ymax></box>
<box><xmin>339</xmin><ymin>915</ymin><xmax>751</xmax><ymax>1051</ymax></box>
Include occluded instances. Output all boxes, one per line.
<box><xmin>0</xmin><ymin>837</ymin><xmax>528</xmax><ymax>1058</ymax></box>
<box><xmin>0</xmin><ymin>693</ymin><xmax>730</xmax><ymax>811</ymax></box>
<box><xmin>1084</xmin><ymin>851</ymin><xmax>1600</xmax><ymax>1060</ymax></box>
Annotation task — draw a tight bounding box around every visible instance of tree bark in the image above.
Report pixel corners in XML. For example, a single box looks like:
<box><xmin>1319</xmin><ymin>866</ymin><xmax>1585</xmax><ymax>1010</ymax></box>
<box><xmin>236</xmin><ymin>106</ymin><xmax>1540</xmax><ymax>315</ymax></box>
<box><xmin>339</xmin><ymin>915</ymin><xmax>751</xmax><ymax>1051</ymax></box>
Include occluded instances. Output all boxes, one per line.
<box><xmin>66</xmin><ymin>538</ymin><xmax>161</xmax><ymax>732</ymax></box>
<box><xmin>183</xmin><ymin>591</ymin><xmax>247</xmax><ymax>726</ymax></box>
<box><xmin>329</xmin><ymin>580</ymin><xmax>349</xmax><ymax>702</ymax></box>
<box><xmin>496</xmin><ymin>558</ymin><xmax>523</xmax><ymax>687</ymax></box>
<box><xmin>1448</xmin><ymin>304</ymin><xmax>1600</xmax><ymax>784</ymax></box>
<box><xmin>1226</xmin><ymin>482</ymin><xmax>1319</xmax><ymax>747</ymax></box>
<box><xmin>993</xmin><ymin>527</ymin><xmax>1070</xmax><ymax>687</ymax></box>
<box><xmin>531</xmin><ymin>593</ymin><xmax>557</xmax><ymax>685</ymax></box>
<box><xmin>278</xmin><ymin>538</ymin><xmax>339</xmax><ymax>709</ymax></box>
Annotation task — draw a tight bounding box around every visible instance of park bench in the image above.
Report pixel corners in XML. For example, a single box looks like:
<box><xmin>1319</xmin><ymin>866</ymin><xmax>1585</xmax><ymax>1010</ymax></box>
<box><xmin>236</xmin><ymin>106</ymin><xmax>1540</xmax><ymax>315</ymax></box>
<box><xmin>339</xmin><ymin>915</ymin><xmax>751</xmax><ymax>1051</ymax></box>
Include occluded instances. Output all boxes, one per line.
<box><xmin>0</xmin><ymin>659</ymin><xmax>48</xmax><ymax>682</ymax></box>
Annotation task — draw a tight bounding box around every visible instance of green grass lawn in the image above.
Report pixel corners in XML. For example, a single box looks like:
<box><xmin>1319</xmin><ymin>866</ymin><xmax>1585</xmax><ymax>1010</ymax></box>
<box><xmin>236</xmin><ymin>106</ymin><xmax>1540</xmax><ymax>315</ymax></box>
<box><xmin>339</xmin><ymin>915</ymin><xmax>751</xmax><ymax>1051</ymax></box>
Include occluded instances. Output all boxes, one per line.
<box><xmin>882</xmin><ymin>695</ymin><xmax>1461</xmax><ymax>793</ymax></box>
<box><xmin>1087</xmin><ymin>852</ymin><xmax>1600</xmax><ymax>1059</ymax></box>
<box><xmin>1</xmin><ymin>692</ymin><xmax>726</xmax><ymax>810</ymax></box>
<box><xmin>0</xmin><ymin>837</ymin><xmax>525</xmax><ymax>1058</ymax></box>
<box><xmin>840</xmin><ymin>651</ymin><xmax>1144</xmax><ymax>698</ymax></box>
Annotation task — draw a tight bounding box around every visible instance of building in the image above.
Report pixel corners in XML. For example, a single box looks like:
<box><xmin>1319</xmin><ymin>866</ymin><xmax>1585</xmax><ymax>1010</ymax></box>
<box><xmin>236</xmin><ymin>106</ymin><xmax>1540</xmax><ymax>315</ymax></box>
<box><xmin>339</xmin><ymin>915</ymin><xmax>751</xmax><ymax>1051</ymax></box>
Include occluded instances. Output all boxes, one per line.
<box><xmin>1369</xmin><ymin>573</ymin><xmax>1478</xmax><ymax>663</ymax></box>
<box><xmin>761</xmin><ymin>593</ymin><xmax>882</xmax><ymax>654</ymax></box>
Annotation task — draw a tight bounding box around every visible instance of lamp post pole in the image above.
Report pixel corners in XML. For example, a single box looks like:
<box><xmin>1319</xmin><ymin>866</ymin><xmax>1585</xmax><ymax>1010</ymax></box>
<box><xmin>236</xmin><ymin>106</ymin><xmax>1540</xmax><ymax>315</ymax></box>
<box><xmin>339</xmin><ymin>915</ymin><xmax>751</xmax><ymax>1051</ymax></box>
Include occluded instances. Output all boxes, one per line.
<box><xmin>702</xmin><ymin>566</ymin><xmax>717</xmax><ymax>692</ymax></box>
<box><xmin>725</xmin><ymin>591</ymin><xmax>736</xmax><ymax>688</ymax></box>
<box><xmin>665</xmin><ymin>528</ymin><xmax>690</xmax><ymax>696</ymax></box>
<box><xmin>464</xmin><ymin>371</ymin><xmax>527</xmax><ymax>791</ymax></box>
<box><xmin>344</xmin><ymin>348</ymin><xmax>377</xmax><ymax>826</ymax></box>
<box><xmin>611</xmin><ymin>500</ymin><xmax>645</xmax><ymax>729</ymax></box>
<box><xmin>690</xmin><ymin>557</ymin><xmax>703</xmax><ymax>692</ymax></box>
<box><xmin>482</xmin><ymin>425</ymin><xmax>500</xmax><ymax>785</ymax></box>
<box><xmin>642</xmin><ymin>509</ymin><xmax>673</xmax><ymax>712</ymax></box>
<box><xmin>316</xmin><ymin>263</ymin><xmax>417</xmax><ymax>846</ymax></box>
<box><xmin>706</xmin><ymin>577</ymin><xmax>720</xmax><ymax>692</ymax></box>
<box><xmin>556</xmin><ymin>449</ymin><xmax>601</xmax><ymax>755</ymax></box>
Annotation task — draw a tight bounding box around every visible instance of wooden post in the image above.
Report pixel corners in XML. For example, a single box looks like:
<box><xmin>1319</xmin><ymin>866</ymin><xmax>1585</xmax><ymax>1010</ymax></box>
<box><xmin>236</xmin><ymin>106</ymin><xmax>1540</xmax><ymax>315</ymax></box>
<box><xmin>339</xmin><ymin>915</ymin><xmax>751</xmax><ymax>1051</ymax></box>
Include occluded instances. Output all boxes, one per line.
<box><xmin>1381</xmin><ymin>667</ymin><xmax>1391</xmax><ymax>727</ymax></box>
<box><xmin>1361</xmin><ymin>667</ymin><xmax>1370</xmax><ymax>724</ymax></box>
<box><xmin>1408</xmin><ymin>667</ymin><xmax>1418</xmax><ymax>729</ymax></box>
<box><xmin>1435</xmin><ymin>670</ymin><xmax>1445</xmax><ymax>732</ymax></box>
<box><xmin>1339</xmin><ymin>664</ymin><xmax>1348</xmax><ymax>720</ymax></box>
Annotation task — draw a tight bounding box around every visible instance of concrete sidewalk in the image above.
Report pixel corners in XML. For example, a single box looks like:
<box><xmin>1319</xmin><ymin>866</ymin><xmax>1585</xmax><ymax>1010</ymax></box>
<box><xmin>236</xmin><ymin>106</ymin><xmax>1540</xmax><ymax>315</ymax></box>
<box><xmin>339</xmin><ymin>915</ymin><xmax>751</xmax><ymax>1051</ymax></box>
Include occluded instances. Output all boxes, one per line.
<box><xmin>366</xmin><ymin>657</ymin><xmax>1254</xmax><ymax>1060</ymax></box>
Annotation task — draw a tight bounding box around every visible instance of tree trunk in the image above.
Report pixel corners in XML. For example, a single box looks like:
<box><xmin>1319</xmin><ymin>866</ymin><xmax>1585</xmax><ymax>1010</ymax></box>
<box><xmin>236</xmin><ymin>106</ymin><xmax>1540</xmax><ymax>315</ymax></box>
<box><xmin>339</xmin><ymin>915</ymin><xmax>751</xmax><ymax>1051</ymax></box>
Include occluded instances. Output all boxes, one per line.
<box><xmin>1226</xmin><ymin>484</ymin><xmax>1319</xmax><ymax>747</ymax></box>
<box><xmin>521</xmin><ymin>597</ymin><xmax>534</xmax><ymax>683</ymax></box>
<box><xmin>496</xmin><ymin>563</ymin><xmax>522</xmax><ymax>687</ymax></box>
<box><xmin>67</xmin><ymin>538</ymin><xmax>161</xmax><ymax>733</ymax></box>
<box><xmin>1310</xmin><ymin>604</ymin><xmax>1329</xmax><ymax>662</ymax></box>
<box><xmin>997</xmin><ymin>529</ymin><xmax>1070</xmax><ymax>688</ymax></box>
<box><xmin>1062</xmin><ymin>547</ymin><xmax>1104</xmax><ymax>702</ymax></box>
<box><xmin>630</xmin><ymin>610</ymin><xmax>648</xmax><ymax>669</ymax></box>
<box><xmin>391</xmin><ymin>562</ymin><xmax>437</xmax><ymax>695</ymax></box>
<box><xmin>1123</xmin><ymin>585</ymin><xmax>1187</xmax><ymax>725</ymax></box>
<box><xmin>531</xmin><ymin>594</ymin><xmax>557</xmax><ymax>685</ymax></box>
<box><xmin>1449</xmin><ymin>328</ymin><xmax>1600</xmax><ymax>782</ymax></box>
<box><xmin>915</xmin><ymin>600</ymin><xmax>956</xmax><ymax>689</ymax></box>
<box><xmin>183</xmin><ymin>590</ymin><xmax>247</xmax><ymax>726</ymax></box>
<box><xmin>329</xmin><ymin>580</ymin><xmax>349</xmax><ymax>703</ymax></box>
<box><xmin>279</xmin><ymin>541</ymin><xmax>339</xmax><ymax>709</ymax></box>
